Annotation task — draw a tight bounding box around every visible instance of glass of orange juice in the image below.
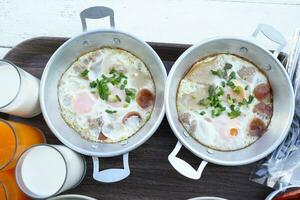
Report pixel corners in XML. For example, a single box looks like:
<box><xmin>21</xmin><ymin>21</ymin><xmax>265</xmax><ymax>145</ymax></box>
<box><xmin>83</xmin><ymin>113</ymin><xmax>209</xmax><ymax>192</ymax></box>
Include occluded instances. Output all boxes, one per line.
<box><xmin>0</xmin><ymin>168</ymin><xmax>30</xmax><ymax>200</ymax></box>
<box><xmin>0</xmin><ymin>181</ymin><xmax>7</xmax><ymax>199</ymax></box>
<box><xmin>0</xmin><ymin>119</ymin><xmax>46</xmax><ymax>171</ymax></box>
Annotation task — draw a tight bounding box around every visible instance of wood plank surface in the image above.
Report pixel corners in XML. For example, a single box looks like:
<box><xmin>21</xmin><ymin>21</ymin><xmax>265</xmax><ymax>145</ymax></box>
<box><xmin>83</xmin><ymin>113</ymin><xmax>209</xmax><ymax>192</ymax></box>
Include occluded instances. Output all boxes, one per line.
<box><xmin>1</xmin><ymin>0</ymin><xmax>300</xmax><ymax>54</ymax></box>
<box><xmin>1</xmin><ymin>37</ymin><xmax>277</xmax><ymax>200</ymax></box>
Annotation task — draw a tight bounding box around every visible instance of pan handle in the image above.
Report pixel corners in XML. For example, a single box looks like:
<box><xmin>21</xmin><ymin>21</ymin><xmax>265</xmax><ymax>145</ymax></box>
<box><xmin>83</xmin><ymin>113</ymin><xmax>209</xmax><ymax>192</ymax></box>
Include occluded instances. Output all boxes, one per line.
<box><xmin>92</xmin><ymin>153</ymin><xmax>130</xmax><ymax>183</ymax></box>
<box><xmin>252</xmin><ymin>24</ymin><xmax>286</xmax><ymax>58</ymax></box>
<box><xmin>80</xmin><ymin>6</ymin><xmax>115</xmax><ymax>32</ymax></box>
<box><xmin>168</xmin><ymin>141</ymin><xmax>208</xmax><ymax>180</ymax></box>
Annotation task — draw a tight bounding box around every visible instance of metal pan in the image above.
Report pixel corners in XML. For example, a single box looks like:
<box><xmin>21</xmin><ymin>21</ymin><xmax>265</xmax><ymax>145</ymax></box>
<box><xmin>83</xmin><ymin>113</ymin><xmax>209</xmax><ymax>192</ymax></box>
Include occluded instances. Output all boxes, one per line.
<box><xmin>165</xmin><ymin>24</ymin><xmax>295</xmax><ymax>179</ymax></box>
<box><xmin>40</xmin><ymin>7</ymin><xmax>166</xmax><ymax>183</ymax></box>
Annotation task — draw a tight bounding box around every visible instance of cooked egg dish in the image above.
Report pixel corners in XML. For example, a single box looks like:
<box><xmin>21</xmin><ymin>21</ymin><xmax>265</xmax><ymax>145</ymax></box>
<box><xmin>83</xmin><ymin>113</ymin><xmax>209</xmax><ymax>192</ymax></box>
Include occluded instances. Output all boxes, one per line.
<box><xmin>58</xmin><ymin>48</ymin><xmax>155</xmax><ymax>143</ymax></box>
<box><xmin>177</xmin><ymin>54</ymin><xmax>273</xmax><ymax>151</ymax></box>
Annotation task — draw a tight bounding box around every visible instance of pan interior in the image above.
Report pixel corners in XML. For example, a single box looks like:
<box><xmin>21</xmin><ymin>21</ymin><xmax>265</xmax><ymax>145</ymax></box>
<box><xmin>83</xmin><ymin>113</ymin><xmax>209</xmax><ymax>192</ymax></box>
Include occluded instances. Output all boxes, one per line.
<box><xmin>41</xmin><ymin>30</ymin><xmax>166</xmax><ymax>157</ymax></box>
<box><xmin>166</xmin><ymin>37</ymin><xmax>294</xmax><ymax>165</ymax></box>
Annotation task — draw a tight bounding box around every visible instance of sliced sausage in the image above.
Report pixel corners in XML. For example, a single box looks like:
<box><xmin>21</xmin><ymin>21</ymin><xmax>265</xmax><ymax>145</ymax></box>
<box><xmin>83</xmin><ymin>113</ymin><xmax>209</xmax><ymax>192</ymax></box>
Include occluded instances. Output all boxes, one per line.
<box><xmin>98</xmin><ymin>132</ymin><xmax>108</xmax><ymax>141</ymax></box>
<box><xmin>253</xmin><ymin>83</ymin><xmax>271</xmax><ymax>100</ymax></box>
<box><xmin>136</xmin><ymin>88</ymin><xmax>155</xmax><ymax>109</ymax></box>
<box><xmin>122</xmin><ymin>111</ymin><xmax>141</xmax><ymax>124</ymax></box>
<box><xmin>253</xmin><ymin>102</ymin><xmax>273</xmax><ymax>117</ymax></box>
<box><xmin>249</xmin><ymin>118</ymin><xmax>266</xmax><ymax>137</ymax></box>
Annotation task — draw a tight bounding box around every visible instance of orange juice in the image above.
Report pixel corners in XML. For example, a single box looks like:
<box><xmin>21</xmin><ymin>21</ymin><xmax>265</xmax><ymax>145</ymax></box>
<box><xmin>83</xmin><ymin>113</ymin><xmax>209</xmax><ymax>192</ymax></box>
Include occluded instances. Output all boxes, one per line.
<box><xmin>0</xmin><ymin>181</ymin><xmax>7</xmax><ymax>200</ymax></box>
<box><xmin>0</xmin><ymin>119</ymin><xmax>46</xmax><ymax>171</ymax></box>
<box><xmin>0</xmin><ymin>169</ymin><xmax>30</xmax><ymax>200</ymax></box>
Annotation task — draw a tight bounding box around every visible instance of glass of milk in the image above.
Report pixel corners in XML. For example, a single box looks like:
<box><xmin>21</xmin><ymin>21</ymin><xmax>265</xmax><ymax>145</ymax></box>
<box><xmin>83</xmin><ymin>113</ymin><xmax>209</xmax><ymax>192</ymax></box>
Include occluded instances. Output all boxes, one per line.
<box><xmin>15</xmin><ymin>144</ymin><xmax>86</xmax><ymax>199</ymax></box>
<box><xmin>0</xmin><ymin>59</ymin><xmax>41</xmax><ymax>118</ymax></box>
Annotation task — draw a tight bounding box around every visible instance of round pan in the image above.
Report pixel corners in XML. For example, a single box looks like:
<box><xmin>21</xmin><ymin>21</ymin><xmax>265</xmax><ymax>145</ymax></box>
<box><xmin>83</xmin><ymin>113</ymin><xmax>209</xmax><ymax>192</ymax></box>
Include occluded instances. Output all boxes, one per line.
<box><xmin>166</xmin><ymin>24</ymin><xmax>294</xmax><ymax>179</ymax></box>
<box><xmin>40</xmin><ymin>7</ymin><xmax>166</xmax><ymax>183</ymax></box>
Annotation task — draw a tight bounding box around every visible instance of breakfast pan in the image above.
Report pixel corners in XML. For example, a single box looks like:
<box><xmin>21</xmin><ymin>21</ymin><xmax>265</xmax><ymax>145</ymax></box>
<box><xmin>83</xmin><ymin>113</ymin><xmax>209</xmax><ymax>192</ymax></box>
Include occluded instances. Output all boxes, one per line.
<box><xmin>166</xmin><ymin>24</ymin><xmax>295</xmax><ymax>179</ymax></box>
<box><xmin>40</xmin><ymin>7</ymin><xmax>167</xmax><ymax>183</ymax></box>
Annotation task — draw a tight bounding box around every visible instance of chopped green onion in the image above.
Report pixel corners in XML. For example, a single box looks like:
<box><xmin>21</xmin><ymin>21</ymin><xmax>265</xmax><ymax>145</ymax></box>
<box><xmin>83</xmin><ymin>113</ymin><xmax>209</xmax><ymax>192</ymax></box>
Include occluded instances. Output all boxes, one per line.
<box><xmin>80</xmin><ymin>69</ymin><xmax>89</xmax><ymax>77</ymax></box>
<box><xmin>120</xmin><ymin>84</ymin><xmax>125</xmax><ymax>90</ymax></box>
<box><xmin>109</xmin><ymin>68</ymin><xmax>116</xmax><ymax>74</ymax></box>
<box><xmin>125</xmin><ymin>96</ymin><xmax>131</xmax><ymax>103</ymax></box>
<box><xmin>221</xmin><ymin>81</ymin><xmax>226</xmax><ymax>88</ymax></box>
<box><xmin>245</xmin><ymin>85</ymin><xmax>249</xmax><ymax>90</ymax></box>
<box><xmin>198</xmin><ymin>98</ymin><xmax>210</xmax><ymax>107</ymax></box>
<box><xmin>96</xmin><ymin>78</ymin><xmax>110</xmax><ymax>101</ymax></box>
<box><xmin>228</xmin><ymin>71</ymin><xmax>236</xmax><ymax>80</ymax></box>
<box><xmin>211</xmin><ymin>69</ymin><xmax>225</xmax><ymax>78</ymax></box>
<box><xmin>247</xmin><ymin>95</ymin><xmax>254</xmax><ymax>104</ymax></box>
<box><xmin>200</xmin><ymin>111</ymin><xmax>206</xmax><ymax>116</ymax></box>
<box><xmin>233</xmin><ymin>85</ymin><xmax>243</xmax><ymax>94</ymax></box>
<box><xmin>224</xmin><ymin>63</ymin><xmax>233</xmax><ymax>70</ymax></box>
<box><xmin>105</xmin><ymin>109</ymin><xmax>117</xmax><ymax>114</ymax></box>
<box><xmin>226</xmin><ymin>81</ymin><xmax>235</xmax><ymax>88</ymax></box>
<box><xmin>228</xmin><ymin>105</ymin><xmax>241</xmax><ymax>119</ymax></box>
<box><xmin>217</xmin><ymin>87</ymin><xmax>224</xmax><ymax>96</ymax></box>
<box><xmin>89</xmin><ymin>81</ymin><xmax>97</xmax><ymax>88</ymax></box>
<box><xmin>115</xmin><ymin>95</ymin><xmax>122</xmax><ymax>102</ymax></box>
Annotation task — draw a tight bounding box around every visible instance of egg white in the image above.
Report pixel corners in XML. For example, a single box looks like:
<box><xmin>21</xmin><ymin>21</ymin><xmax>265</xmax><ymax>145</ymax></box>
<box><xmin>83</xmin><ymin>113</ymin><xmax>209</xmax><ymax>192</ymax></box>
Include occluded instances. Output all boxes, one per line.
<box><xmin>58</xmin><ymin>48</ymin><xmax>155</xmax><ymax>143</ymax></box>
<box><xmin>177</xmin><ymin>54</ymin><xmax>272</xmax><ymax>151</ymax></box>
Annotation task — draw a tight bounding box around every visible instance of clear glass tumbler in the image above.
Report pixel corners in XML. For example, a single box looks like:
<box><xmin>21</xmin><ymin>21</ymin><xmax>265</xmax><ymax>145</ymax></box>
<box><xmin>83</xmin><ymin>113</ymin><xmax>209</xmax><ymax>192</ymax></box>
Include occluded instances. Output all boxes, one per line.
<box><xmin>15</xmin><ymin>144</ymin><xmax>86</xmax><ymax>199</ymax></box>
<box><xmin>0</xmin><ymin>119</ymin><xmax>46</xmax><ymax>171</ymax></box>
<box><xmin>0</xmin><ymin>59</ymin><xmax>41</xmax><ymax>118</ymax></box>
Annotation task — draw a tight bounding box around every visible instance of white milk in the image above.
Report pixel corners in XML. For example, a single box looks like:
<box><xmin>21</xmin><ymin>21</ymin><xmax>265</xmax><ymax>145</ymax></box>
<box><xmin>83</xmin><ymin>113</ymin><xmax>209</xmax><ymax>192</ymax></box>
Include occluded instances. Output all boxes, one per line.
<box><xmin>0</xmin><ymin>60</ymin><xmax>41</xmax><ymax>118</ymax></box>
<box><xmin>16</xmin><ymin>145</ymin><xmax>86</xmax><ymax>199</ymax></box>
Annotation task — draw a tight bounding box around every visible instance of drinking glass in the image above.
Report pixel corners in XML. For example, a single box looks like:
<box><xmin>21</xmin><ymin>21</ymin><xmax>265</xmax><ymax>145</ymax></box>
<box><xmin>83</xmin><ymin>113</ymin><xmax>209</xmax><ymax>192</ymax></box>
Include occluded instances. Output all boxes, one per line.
<box><xmin>0</xmin><ymin>119</ymin><xmax>46</xmax><ymax>171</ymax></box>
<box><xmin>0</xmin><ymin>169</ymin><xmax>30</xmax><ymax>200</ymax></box>
<box><xmin>15</xmin><ymin>144</ymin><xmax>86</xmax><ymax>199</ymax></box>
<box><xmin>0</xmin><ymin>59</ymin><xmax>41</xmax><ymax>118</ymax></box>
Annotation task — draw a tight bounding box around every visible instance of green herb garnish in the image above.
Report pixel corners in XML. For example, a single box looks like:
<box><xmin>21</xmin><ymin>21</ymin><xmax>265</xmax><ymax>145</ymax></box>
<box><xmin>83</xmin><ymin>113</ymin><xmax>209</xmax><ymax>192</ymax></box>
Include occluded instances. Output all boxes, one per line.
<box><xmin>96</xmin><ymin>78</ymin><xmax>110</xmax><ymax>101</ymax></box>
<box><xmin>211</xmin><ymin>69</ymin><xmax>225</xmax><ymax>78</ymax></box>
<box><xmin>245</xmin><ymin>85</ymin><xmax>249</xmax><ymax>90</ymax></box>
<box><xmin>224</xmin><ymin>63</ymin><xmax>233</xmax><ymax>70</ymax></box>
<box><xmin>115</xmin><ymin>95</ymin><xmax>122</xmax><ymax>102</ymax></box>
<box><xmin>81</xmin><ymin>69</ymin><xmax>89</xmax><ymax>77</ymax></box>
<box><xmin>125</xmin><ymin>96</ymin><xmax>131</xmax><ymax>103</ymax></box>
<box><xmin>200</xmin><ymin>111</ymin><xmax>206</xmax><ymax>116</ymax></box>
<box><xmin>247</xmin><ymin>95</ymin><xmax>254</xmax><ymax>104</ymax></box>
<box><xmin>228</xmin><ymin>71</ymin><xmax>236</xmax><ymax>80</ymax></box>
<box><xmin>228</xmin><ymin>105</ymin><xmax>241</xmax><ymax>119</ymax></box>
<box><xmin>221</xmin><ymin>81</ymin><xmax>226</xmax><ymax>88</ymax></box>
<box><xmin>89</xmin><ymin>81</ymin><xmax>97</xmax><ymax>88</ymax></box>
<box><xmin>109</xmin><ymin>68</ymin><xmax>116</xmax><ymax>74</ymax></box>
<box><xmin>226</xmin><ymin>80</ymin><xmax>235</xmax><ymax>88</ymax></box>
<box><xmin>105</xmin><ymin>109</ymin><xmax>117</xmax><ymax>114</ymax></box>
<box><xmin>233</xmin><ymin>85</ymin><xmax>243</xmax><ymax>94</ymax></box>
<box><xmin>125</xmin><ymin>88</ymin><xmax>136</xmax><ymax>103</ymax></box>
<box><xmin>198</xmin><ymin>98</ymin><xmax>210</xmax><ymax>107</ymax></box>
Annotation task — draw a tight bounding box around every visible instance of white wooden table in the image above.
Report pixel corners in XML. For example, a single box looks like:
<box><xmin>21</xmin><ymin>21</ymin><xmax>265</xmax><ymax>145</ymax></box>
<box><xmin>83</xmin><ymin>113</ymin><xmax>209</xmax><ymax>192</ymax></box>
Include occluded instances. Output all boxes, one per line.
<box><xmin>0</xmin><ymin>0</ymin><xmax>300</xmax><ymax>58</ymax></box>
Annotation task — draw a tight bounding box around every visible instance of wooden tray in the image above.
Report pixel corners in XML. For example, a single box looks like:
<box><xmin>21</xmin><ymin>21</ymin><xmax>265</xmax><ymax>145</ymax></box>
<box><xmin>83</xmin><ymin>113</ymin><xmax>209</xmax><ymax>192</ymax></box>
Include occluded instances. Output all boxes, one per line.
<box><xmin>2</xmin><ymin>37</ymin><xmax>287</xmax><ymax>200</ymax></box>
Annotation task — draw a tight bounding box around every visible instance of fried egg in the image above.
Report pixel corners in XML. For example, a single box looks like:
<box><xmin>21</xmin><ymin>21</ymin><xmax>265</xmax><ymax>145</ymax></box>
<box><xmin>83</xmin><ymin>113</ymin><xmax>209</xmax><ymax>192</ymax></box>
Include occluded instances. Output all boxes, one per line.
<box><xmin>177</xmin><ymin>54</ymin><xmax>273</xmax><ymax>151</ymax></box>
<box><xmin>58</xmin><ymin>48</ymin><xmax>155</xmax><ymax>143</ymax></box>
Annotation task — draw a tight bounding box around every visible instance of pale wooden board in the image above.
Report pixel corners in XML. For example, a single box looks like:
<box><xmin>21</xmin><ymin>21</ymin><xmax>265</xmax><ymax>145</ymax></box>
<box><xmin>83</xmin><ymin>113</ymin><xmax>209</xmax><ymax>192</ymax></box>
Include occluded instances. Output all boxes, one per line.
<box><xmin>210</xmin><ymin>0</ymin><xmax>300</xmax><ymax>4</ymax></box>
<box><xmin>0</xmin><ymin>0</ymin><xmax>299</xmax><ymax>53</ymax></box>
